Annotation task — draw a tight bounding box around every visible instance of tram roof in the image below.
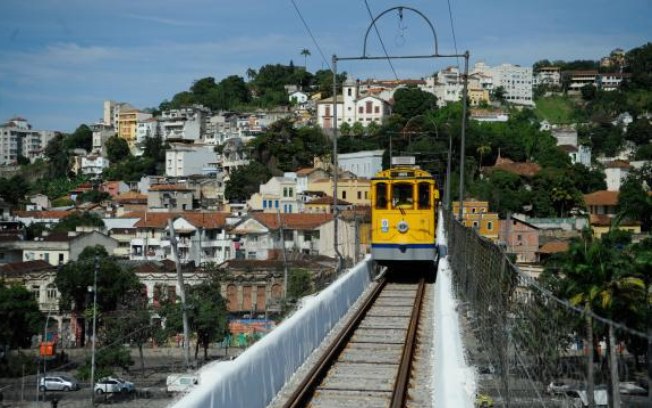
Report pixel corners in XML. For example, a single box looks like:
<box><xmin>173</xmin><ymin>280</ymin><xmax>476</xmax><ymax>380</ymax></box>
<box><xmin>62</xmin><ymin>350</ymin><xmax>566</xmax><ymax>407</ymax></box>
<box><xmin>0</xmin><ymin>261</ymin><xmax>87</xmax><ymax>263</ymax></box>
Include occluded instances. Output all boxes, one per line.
<box><xmin>371</xmin><ymin>166</ymin><xmax>435</xmax><ymax>180</ymax></box>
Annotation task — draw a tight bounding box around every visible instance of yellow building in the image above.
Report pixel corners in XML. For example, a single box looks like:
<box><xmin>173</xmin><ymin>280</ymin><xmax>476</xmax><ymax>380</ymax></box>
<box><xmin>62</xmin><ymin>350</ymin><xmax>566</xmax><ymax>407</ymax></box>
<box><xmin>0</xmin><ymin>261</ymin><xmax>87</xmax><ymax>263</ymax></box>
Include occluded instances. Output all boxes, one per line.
<box><xmin>118</xmin><ymin>109</ymin><xmax>151</xmax><ymax>150</ymax></box>
<box><xmin>308</xmin><ymin>177</ymin><xmax>371</xmax><ymax>206</ymax></box>
<box><xmin>451</xmin><ymin>200</ymin><xmax>499</xmax><ymax>241</ymax></box>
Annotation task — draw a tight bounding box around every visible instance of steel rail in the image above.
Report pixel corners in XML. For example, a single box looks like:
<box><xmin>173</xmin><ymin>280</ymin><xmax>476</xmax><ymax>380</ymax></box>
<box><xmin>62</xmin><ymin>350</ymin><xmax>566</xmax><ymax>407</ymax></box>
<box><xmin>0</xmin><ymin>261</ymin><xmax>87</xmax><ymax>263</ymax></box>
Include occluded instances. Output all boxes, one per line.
<box><xmin>390</xmin><ymin>276</ymin><xmax>426</xmax><ymax>408</ymax></box>
<box><xmin>283</xmin><ymin>277</ymin><xmax>388</xmax><ymax>408</ymax></box>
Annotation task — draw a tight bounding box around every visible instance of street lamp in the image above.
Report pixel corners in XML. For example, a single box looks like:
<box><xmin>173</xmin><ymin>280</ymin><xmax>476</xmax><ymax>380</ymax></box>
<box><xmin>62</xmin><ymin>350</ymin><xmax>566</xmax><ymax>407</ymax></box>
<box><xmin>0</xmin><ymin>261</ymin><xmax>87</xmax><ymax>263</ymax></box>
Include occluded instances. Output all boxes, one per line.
<box><xmin>90</xmin><ymin>255</ymin><xmax>98</xmax><ymax>406</ymax></box>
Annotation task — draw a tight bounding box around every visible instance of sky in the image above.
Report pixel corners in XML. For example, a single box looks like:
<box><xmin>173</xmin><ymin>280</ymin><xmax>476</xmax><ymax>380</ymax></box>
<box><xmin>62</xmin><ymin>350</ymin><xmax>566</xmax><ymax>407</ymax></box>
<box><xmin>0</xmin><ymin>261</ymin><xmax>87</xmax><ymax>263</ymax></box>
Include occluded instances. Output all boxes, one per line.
<box><xmin>0</xmin><ymin>0</ymin><xmax>650</xmax><ymax>132</ymax></box>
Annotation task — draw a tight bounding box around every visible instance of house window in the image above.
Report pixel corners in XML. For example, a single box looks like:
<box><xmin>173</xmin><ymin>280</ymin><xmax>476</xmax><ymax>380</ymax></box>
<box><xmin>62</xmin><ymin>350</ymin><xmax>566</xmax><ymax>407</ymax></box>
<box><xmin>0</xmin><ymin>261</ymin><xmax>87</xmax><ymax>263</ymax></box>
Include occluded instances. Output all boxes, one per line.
<box><xmin>263</xmin><ymin>200</ymin><xmax>267</xmax><ymax>209</ymax></box>
<box><xmin>347</xmin><ymin>88</ymin><xmax>352</xmax><ymax>96</ymax></box>
<box><xmin>247</xmin><ymin>251</ymin><xmax>257</xmax><ymax>260</ymax></box>
<box><xmin>358</xmin><ymin>106</ymin><xmax>363</xmax><ymax>114</ymax></box>
<box><xmin>58</xmin><ymin>254</ymin><xmax>64</xmax><ymax>264</ymax></box>
<box><xmin>366</xmin><ymin>101</ymin><xmax>372</xmax><ymax>113</ymax></box>
<box><xmin>487</xmin><ymin>221</ymin><xmax>493</xmax><ymax>231</ymax></box>
<box><xmin>167</xmin><ymin>285</ymin><xmax>177</xmax><ymax>302</ymax></box>
<box><xmin>365</xmin><ymin>191</ymin><xmax>368</xmax><ymax>199</ymax></box>
<box><xmin>357</xmin><ymin>191</ymin><xmax>362</xmax><ymax>200</ymax></box>
<box><xmin>342</xmin><ymin>191</ymin><xmax>347</xmax><ymax>199</ymax></box>
<box><xmin>472</xmin><ymin>221</ymin><xmax>479</xmax><ymax>229</ymax></box>
<box><xmin>46</xmin><ymin>284</ymin><xmax>57</xmax><ymax>300</ymax></box>
<box><xmin>31</xmin><ymin>285</ymin><xmax>40</xmax><ymax>301</ymax></box>
<box><xmin>288</xmin><ymin>187</ymin><xmax>293</xmax><ymax>197</ymax></box>
<box><xmin>517</xmin><ymin>234</ymin><xmax>522</xmax><ymax>241</ymax></box>
<box><xmin>374</xmin><ymin>106</ymin><xmax>380</xmax><ymax>114</ymax></box>
<box><xmin>375</xmin><ymin>183</ymin><xmax>388</xmax><ymax>209</ymax></box>
<box><xmin>275</xmin><ymin>200</ymin><xmax>279</xmax><ymax>208</ymax></box>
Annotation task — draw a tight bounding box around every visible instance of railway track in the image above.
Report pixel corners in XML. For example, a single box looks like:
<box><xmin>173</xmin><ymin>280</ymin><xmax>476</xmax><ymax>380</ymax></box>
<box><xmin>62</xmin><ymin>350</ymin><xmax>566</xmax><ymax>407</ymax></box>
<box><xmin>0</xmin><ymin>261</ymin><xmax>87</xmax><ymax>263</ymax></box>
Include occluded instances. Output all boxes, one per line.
<box><xmin>281</xmin><ymin>268</ymin><xmax>433</xmax><ymax>408</ymax></box>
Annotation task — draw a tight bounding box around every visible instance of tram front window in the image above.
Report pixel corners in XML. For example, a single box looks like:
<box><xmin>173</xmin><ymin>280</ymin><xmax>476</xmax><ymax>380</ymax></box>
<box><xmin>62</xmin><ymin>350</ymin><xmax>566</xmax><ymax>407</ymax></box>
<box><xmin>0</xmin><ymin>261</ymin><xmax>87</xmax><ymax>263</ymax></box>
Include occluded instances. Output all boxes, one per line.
<box><xmin>375</xmin><ymin>183</ymin><xmax>388</xmax><ymax>209</ymax></box>
<box><xmin>392</xmin><ymin>183</ymin><xmax>414</xmax><ymax>208</ymax></box>
<box><xmin>418</xmin><ymin>182</ymin><xmax>431</xmax><ymax>209</ymax></box>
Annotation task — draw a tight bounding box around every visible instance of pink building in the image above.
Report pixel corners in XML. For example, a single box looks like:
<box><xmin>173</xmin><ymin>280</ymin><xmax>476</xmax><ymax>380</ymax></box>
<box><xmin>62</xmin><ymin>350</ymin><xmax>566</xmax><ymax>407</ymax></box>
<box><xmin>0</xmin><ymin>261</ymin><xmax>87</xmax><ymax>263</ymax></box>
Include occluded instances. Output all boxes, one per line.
<box><xmin>498</xmin><ymin>217</ymin><xmax>539</xmax><ymax>263</ymax></box>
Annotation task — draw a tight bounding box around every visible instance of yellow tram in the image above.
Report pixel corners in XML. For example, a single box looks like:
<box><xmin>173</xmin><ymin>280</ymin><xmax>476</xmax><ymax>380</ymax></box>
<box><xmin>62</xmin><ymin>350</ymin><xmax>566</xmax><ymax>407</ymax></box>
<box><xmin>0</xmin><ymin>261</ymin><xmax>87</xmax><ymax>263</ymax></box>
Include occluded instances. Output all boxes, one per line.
<box><xmin>370</xmin><ymin>157</ymin><xmax>439</xmax><ymax>266</ymax></box>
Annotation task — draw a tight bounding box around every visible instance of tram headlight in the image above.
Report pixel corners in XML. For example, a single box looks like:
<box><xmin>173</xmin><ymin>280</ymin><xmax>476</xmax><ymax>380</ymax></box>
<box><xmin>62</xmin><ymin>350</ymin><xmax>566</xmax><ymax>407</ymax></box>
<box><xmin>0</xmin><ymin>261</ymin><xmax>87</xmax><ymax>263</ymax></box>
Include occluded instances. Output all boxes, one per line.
<box><xmin>397</xmin><ymin>221</ymin><xmax>409</xmax><ymax>234</ymax></box>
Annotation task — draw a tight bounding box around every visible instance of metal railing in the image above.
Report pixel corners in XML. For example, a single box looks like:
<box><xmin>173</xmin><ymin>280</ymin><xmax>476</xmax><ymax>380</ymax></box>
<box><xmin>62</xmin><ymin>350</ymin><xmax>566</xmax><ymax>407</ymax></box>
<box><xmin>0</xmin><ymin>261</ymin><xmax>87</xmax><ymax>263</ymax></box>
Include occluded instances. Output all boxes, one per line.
<box><xmin>444</xmin><ymin>210</ymin><xmax>652</xmax><ymax>407</ymax></box>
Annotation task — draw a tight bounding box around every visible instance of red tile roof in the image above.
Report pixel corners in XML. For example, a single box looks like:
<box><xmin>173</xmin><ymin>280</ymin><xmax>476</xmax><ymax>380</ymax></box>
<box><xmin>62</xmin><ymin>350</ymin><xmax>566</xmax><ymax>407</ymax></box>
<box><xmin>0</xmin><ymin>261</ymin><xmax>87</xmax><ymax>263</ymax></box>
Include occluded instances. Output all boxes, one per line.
<box><xmin>115</xmin><ymin>191</ymin><xmax>148</xmax><ymax>203</ymax></box>
<box><xmin>124</xmin><ymin>212</ymin><xmax>231</xmax><ymax>229</ymax></box>
<box><xmin>1</xmin><ymin>260</ymin><xmax>53</xmax><ymax>277</ymax></box>
<box><xmin>148</xmin><ymin>184</ymin><xmax>192</xmax><ymax>191</ymax></box>
<box><xmin>252</xmin><ymin>213</ymin><xmax>333</xmax><ymax>230</ymax></box>
<box><xmin>489</xmin><ymin>157</ymin><xmax>541</xmax><ymax>177</ymax></box>
<box><xmin>605</xmin><ymin>160</ymin><xmax>631</xmax><ymax>169</ymax></box>
<box><xmin>538</xmin><ymin>241</ymin><xmax>569</xmax><ymax>254</ymax></box>
<box><xmin>306</xmin><ymin>196</ymin><xmax>351</xmax><ymax>206</ymax></box>
<box><xmin>13</xmin><ymin>210</ymin><xmax>72</xmax><ymax>219</ymax></box>
<box><xmin>584</xmin><ymin>190</ymin><xmax>619</xmax><ymax>206</ymax></box>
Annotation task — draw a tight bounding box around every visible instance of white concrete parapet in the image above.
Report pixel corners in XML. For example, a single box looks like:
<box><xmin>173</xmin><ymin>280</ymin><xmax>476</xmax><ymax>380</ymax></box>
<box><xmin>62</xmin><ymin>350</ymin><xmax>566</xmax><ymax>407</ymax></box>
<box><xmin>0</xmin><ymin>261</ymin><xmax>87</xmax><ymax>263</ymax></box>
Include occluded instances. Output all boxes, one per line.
<box><xmin>170</xmin><ymin>256</ymin><xmax>374</xmax><ymax>408</ymax></box>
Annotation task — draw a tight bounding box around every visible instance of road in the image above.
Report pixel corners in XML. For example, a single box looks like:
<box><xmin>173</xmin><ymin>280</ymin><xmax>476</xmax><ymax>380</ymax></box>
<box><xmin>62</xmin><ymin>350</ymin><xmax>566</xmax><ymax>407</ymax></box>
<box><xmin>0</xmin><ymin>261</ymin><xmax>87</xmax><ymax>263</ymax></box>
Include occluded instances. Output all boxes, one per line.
<box><xmin>1</xmin><ymin>345</ymin><xmax>241</xmax><ymax>408</ymax></box>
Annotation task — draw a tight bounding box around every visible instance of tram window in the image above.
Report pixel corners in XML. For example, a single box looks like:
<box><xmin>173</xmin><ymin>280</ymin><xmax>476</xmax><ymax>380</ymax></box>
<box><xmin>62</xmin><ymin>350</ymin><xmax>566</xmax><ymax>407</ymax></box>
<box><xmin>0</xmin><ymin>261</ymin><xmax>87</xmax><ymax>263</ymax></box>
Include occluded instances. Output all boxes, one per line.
<box><xmin>392</xmin><ymin>183</ymin><xmax>414</xmax><ymax>208</ymax></box>
<box><xmin>417</xmin><ymin>182</ymin><xmax>431</xmax><ymax>209</ymax></box>
<box><xmin>375</xmin><ymin>183</ymin><xmax>388</xmax><ymax>209</ymax></box>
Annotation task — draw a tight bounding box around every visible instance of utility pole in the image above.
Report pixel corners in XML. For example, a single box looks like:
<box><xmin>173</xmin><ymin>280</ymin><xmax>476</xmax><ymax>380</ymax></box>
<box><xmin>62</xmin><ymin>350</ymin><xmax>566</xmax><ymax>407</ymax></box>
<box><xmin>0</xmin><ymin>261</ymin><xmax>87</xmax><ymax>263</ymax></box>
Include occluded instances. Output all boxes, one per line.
<box><xmin>90</xmin><ymin>255</ymin><xmax>99</xmax><ymax>406</ymax></box>
<box><xmin>332</xmin><ymin>55</ymin><xmax>344</xmax><ymax>274</ymax></box>
<box><xmin>457</xmin><ymin>51</ymin><xmax>470</xmax><ymax>220</ymax></box>
<box><xmin>277</xmin><ymin>210</ymin><xmax>289</xmax><ymax>299</ymax></box>
<box><xmin>168</xmin><ymin>218</ymin><xmax>191</xmax><ymax>371</ymax></box>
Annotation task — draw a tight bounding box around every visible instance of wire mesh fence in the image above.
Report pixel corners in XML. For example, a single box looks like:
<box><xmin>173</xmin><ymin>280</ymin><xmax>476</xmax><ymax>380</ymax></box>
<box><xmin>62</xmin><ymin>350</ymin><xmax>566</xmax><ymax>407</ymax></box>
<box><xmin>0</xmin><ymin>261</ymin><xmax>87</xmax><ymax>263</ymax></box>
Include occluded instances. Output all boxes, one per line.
<box><xmin>444</xmin><ymin>210</ymin><xmax>652</xmax><ymax>407</ymax></box>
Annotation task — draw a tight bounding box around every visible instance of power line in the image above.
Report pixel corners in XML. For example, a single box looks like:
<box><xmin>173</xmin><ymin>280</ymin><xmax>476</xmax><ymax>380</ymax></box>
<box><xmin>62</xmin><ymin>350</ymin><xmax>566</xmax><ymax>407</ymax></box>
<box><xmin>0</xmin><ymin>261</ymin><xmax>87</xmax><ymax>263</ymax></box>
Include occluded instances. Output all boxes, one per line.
<box><xmin>363</xmin><ymin>0</ymin><xmax>399</xmax><ymax>80</ymax></box>
<box><xmin>289</xmin><ymin>0</ymin><xmax>331</xmax><ymax>71</ymax></box>
<box><xmin>445</xmin><ymin>0</ymin><xmax>460</xmax><ymax>68</ymax></box>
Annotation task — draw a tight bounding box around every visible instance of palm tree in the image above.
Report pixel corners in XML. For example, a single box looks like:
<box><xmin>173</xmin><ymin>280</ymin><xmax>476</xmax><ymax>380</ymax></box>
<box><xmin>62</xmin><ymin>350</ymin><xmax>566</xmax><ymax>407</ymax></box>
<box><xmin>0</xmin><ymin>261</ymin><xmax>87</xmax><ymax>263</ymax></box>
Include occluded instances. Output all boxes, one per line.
<box><xmin>557</xmin><ymin>235</ymin><xmax>645</xmax><ymax>408</ymax></box>
<box><xmin>476</xmin><ymin>143</ymin><xmax>491</xmax><ymax>167</ymax></box>
<box><xmin>300</xmin><ymin>48</ymin><xmax>311</xmax><ymax>69</ymax></box>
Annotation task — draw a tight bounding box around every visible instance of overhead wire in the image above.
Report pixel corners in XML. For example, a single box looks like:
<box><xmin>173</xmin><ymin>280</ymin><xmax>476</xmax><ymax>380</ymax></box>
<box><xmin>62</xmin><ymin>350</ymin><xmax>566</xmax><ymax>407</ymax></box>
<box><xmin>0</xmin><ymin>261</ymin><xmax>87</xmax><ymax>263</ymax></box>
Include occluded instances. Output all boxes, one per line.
<box><xmin>445</xmin><ymin>0</ymin><xmax>461</xmax><ymax>69</ymax></box>
<box><xmin>363</xmin><ymin>0</ymin><xmax>399</xmax><ymax>80</ymax></box>
<box><xmin>289</xmin><ymin>0</ymin><xmax>331</xmax><ymax>71</ymax></box>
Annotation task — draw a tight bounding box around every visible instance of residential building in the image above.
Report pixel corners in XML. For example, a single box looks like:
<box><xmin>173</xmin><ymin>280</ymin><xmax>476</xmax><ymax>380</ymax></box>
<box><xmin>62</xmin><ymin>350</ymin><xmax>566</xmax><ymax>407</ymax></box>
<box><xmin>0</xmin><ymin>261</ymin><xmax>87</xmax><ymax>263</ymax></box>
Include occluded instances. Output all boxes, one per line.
<box><xmin>147</xmin><ymin>184</ymin><xmax>194</xmax><ymax>211</ymax></box>
<box><xmin>103</xmin><ymin>100</ymin><xmax>135</xmax><ymax>130</ymax></box>
<box><xmin>135</xmin><ymin>118</ymin><xmax>159</xmax><ymax>153</ymax></box>
<box><xmin>583</xmin><ymin>189</ymin><xmax>640</xmax><ymax>236</ymax></box>
<box><xmin>117</xmin><ymin>109</ymin><xmax>152</xmax><ymax>151</ymax></box>
<box><xmin>469</xmin><ymin>108</ymin><xmax>509</xmax><ymax>122</ymax></box>
<box><xmin>551</xmin><ymin>127</ymin><xmax>578</xmax><ymax>146</ymax></box>
<box><xmin>113</xmin><ymin>191</ymin><xmax>148</xmax><ymax>215</ymax></box>
<box><xmin>0</xmin><ymin>117</ymin><xmax>57</xmax><ymax>165</ymax></box>
<box><xmin>218</xmin><ymin>137</ymin><xmax>250</xmax><ymax>176</ymax></box>
<box><xmin>451</xmin><ymin>200</ymin><xmax>499</xmax><ymax>242</ymax></box>
<box><xmin>533</xmin><ymin>66</ymin><xmax>561</xmax><ymax>87</ymax></box>
<box><xmin>304</xmin><ymin>196</ymin><xmax>352</xmax><ymax>214</ymax></box>
<box><xmin>127</xmin><ymin>212</ymin><xmax>234</xmax><ymax>266</ymax></box>
<box><xmin>159</xmin><ymin>106</ymin><xmax>209</xmax><ymax>142</ymax></box>
<box><xmin>487</xmin><ymin>64</ymin><xmax>534</xmax><ymax>105</ymax></box>
<box><xmin>91</xmin><ymin>123</ymin><xmax>114</xmax><ymax>156</ymax></box>
<box><xmin>309</xmin><ymin>177</ymin><xmax>371</xmax><ymax>206</ymax></box>
<box><xmin>80</xmin><ymin>155</ymin><xmax>110</xmax><ymax>177</ymax></box>
<box><xmin>338</xmin><ymin>150</ymin><xmax>384</xmax><ymax>179</ymax></box>
<box><xmin>20</xmin><ymin>231</ymin><xmax>118</xmax><ymax>266</ymax></box>
<box><xmin>289</xmin><ymin>91</ymin><xmax>309</xmax><ymax>105</ymax></box>
<box><xmin>12</xmin><ymin>210</ymin><xmax>72</xmax><ymax>228</ymax></box>
<box><xmin>100</xmin><ymin>180</ymin><xmax>129</xmax><ymax>197</ymax></box>
<box><xmin>597</xmin><ymin>73</ymin><xmax>631</xmax><ymax>91</ymax></box>
<box><xmin>247</xmin><ymin>176</ymin><xmax>299</xmax><ymax>213</ymax></box>
<box><xmin>559</xmin><ymin>145</ymin><xmax>592</xmax><ymax>167</ymax></box>
<box><xmin>165</xmin><ymin>144</ymin><xmax>216</xmax><ymax>177</ymax></box>
<box><xmin>604</xmin><ymin>160</ymin><xmax>632</xmax><ymax>191</ymax></box>
<box><xmin>295</xmin><ymin>166</ymin><xmax>330</xmax><ymax>194</ymax></box>
<box><xmin>498</xmin><ymin>216</ymin><xmax>540</xmax><ymax>263</ymax></box>
<box><xmin>562</xmin><ymin>70</ymin><xmax>598</xmax><ymax>92</ymax></box>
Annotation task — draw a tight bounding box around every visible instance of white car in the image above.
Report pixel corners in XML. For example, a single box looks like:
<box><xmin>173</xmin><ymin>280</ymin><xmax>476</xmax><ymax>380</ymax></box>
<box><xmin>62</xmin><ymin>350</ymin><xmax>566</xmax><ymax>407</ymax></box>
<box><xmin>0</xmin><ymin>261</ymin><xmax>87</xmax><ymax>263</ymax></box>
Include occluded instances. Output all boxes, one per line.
<box><xmin>94</xmin><ymin>377</ymin><xmax>135</xmax><ymax>394</ymax></box>
<box><xmin>39</xmin><ymin>375</ymin><xmax>80</xmax><ymax>392</ymax></box>
<box><xmin>546</xmin><ymin>381</ymin><xmax>571</xmax><ymax>395</ymax></box>
<box><xmin>619</xmin><ymin>381</ymin><xmax>647</xmax><ymax>395</ymax></box>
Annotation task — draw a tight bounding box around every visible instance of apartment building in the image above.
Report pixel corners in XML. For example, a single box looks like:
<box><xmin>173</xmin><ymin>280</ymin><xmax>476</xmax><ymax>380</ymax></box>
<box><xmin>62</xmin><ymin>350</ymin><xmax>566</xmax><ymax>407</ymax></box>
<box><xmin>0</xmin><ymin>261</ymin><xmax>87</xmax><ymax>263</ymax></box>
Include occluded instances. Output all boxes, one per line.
<box><xmin>247</xmin><ymin>176</ymin><xmax>299</xmax><ymax>213</ymax></box>
<box><xmin>533</xmin><ymin>66</ymin><xmax>561</xmax><ymax>87</ymax></box>
<box><xmin>0</xmin><ymin>117</ymin><xmax>56</xmax><ymax>165</ymax></box>
<box><xmin>159</xmin><ymin>106</ymin><xmax>210</xmax><ymax>142</ymax></box>
<box><xmin>103</xmin><ymin>100</ymin><xmax>135</xmax><ymax>130</ymax></box>
<box><xmin>118</xmin><ymin>109</ymin><xmax>152</xmax><ymax>150</ymax></box>
<box><xmin>486</xmin><ymin>64</ymin><xmax>534</xmax><ymax>105</ymax></box>
<box><xmin>91</xmin><ymin>123</ymin><xmax>114</xmax><ymax>156</ymax></box>
<box><xmin>338</xmin><ymin>150</ymin><xmax>384</xmax><ymax>179</ymax></box>
<box><xmin>165</xmin><ymin>143</ymin><xmax>216</xmax><ymax>177</ymax></box>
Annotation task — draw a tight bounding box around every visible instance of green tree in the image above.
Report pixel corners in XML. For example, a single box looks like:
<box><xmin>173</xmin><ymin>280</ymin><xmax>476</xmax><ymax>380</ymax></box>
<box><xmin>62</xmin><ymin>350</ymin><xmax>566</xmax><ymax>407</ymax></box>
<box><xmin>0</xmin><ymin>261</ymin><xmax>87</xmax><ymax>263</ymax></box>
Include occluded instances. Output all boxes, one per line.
<box><xmin>625</xmin><ymin>118</ymin><xmax>652</xmax><ymax>146</ymax></box>
<box><xmin>44</xmin><ymin>133</ymin><xmax>71</xmax><ymax>178</ymax></box>
<box><xmin>392</xmin><ymin>87</ymin><xmax>437</xmax><ymax>119</ymax></box>
<box><xmin>287</xmin><ymin>268</ymin><xmax>313</xmax><ymax>300</ymax></box>
<box><xmin>105</xmin><ymin>136</ymin><xmax>131</xmax><ymax>164</ymax></box>
<box><xmin>0</xmin><ymin>283</ymin><xmax>43</xmax><ymax>350</ymax></box>
<box><xmin>339</xmin><ymin>122</ymin><xmax>352</xmax><ymax>136</ymax></box>
<box><xmin>618</xmin><ymin>175</ymin><xmax>652</xmax><ymax>231</ymax></box>
<box><xmin>492</xmin><ymin>86</ymin><xmax>506</xmax><ymax>104</ymax></box>
<box><xmin>55</xmin><ymin>246</ymin><xmax>140</xmax><ymax>347</ymax></box>
<box><xmin>224</xmin><ymin>162</ymin><xmax>272</xmax><ymax>202</ymax></box>
<box><xmin>351</xmin><ymin>122</ymin><xmax>364</xmax><ymax>137</ymax></box>
<box><xmin>52</xmin><ymin>212</ymin><xmax>105</xmax><ymax>232</ymax></box>
<box><xmin>161</xmin><ymin>279</ymin><xmax>228</xmax><ymax>360</ymax></box>
<box><xmin>0</xmin><ymin>175</ymin><xmax>29</xmax><ymax>206</ymax></box>
<box><xmin>65</xmin><ymin>124</ymin><xmax>93</xmax><ymax>152</ymax></box>
<box><xmin>300</xmin><ymin>48</ymin><xmax>311</xmax><ymax>68</ymax></box>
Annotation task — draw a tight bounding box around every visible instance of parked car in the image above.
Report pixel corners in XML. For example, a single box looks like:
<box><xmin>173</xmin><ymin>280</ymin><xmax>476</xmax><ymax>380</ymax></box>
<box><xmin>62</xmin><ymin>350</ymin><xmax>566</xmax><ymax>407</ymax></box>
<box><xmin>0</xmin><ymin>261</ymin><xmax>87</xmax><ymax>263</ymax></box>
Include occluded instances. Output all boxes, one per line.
<box><xmin>564</xmin><ymin>388</ymin><xmax>608</xmax><ymax>407</ymax></box>
<box><xmin>547</xmin><ymin>381</ymin><xmax>571</xmax><ymax>395</ymax></box>
<box><xmin>39</xmin><ymin>375</ymin><xmax>80</xmax><ymax>392</ymax></box>
<box><xmin>619</xmin><ymin>381</ymin><xmax>647</xmax><ymax>395</ymax></box>
<box><xmin>166</xmin><ymin>373</ymin><xmax>199</xmax><ymax>393</ymax></box>
<box><xmin>94</xmin><ymin>377</ymin><xmax>135</xmax><ymax>394</ymax></box>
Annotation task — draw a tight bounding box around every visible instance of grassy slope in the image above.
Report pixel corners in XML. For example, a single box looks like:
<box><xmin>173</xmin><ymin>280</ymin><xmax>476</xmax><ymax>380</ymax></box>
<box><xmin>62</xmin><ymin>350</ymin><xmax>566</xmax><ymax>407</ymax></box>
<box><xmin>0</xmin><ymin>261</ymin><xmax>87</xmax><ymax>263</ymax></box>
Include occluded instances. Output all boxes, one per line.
<box><xmin>533</xmin><ymin>96</ymin><xmax>581</xmax><ymax>124</ymax></box>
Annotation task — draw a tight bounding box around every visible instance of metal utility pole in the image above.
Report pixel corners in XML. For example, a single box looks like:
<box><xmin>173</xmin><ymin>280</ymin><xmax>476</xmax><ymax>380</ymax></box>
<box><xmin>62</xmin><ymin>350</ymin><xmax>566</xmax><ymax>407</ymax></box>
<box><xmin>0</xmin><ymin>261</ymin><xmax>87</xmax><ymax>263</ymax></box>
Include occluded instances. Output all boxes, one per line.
<box><xmin>277</xmin><ymin>210</ymin><xmax>289</xmax><ymax>298</ymax></box>
<box><xmin>332</xmin><ymin>55</ymin><xmax>344</xmax><ymax>274</ymax></box>
<box><xmin>457</xmin><ymin>52</ymin><xmax>470</xmax><ymax>220</ymax></box>
<box><xmin>90</xmin><ymin>255</ymin><xmax>99</xmax><ymax>405</ymax></box>
<box><xmin>168</xmin><ymin>218</ymin><xmax>191</xmax><ymax>371</ymax></box>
